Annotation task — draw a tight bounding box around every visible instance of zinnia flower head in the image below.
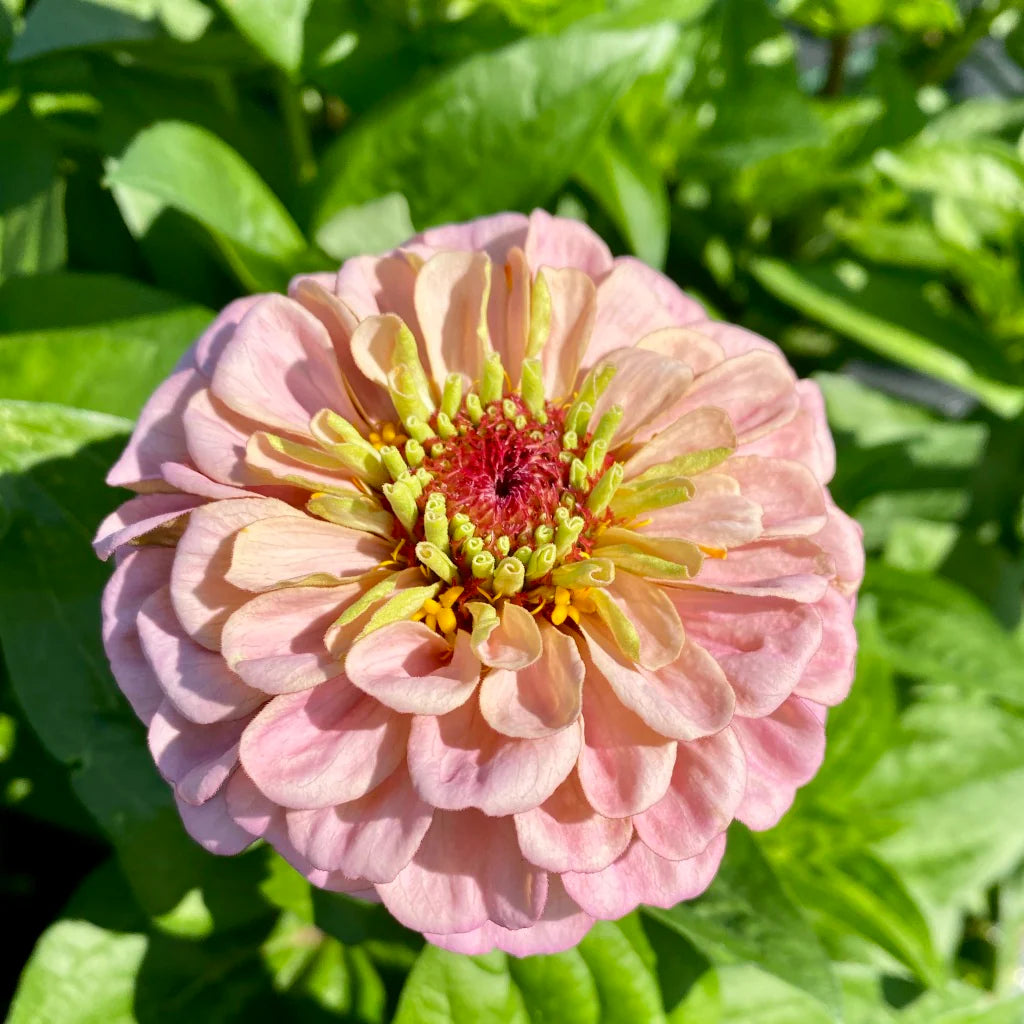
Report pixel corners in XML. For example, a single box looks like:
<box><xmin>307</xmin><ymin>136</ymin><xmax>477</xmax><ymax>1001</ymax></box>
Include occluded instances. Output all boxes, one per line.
<box><xmin>95</xmin><ymin>210</ymin><xmax>863</xmax><ymax>956</ymax></box>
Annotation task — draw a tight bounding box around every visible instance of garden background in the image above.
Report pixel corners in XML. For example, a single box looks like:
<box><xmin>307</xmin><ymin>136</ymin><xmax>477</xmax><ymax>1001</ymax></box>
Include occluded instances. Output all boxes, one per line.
<box><xmin>2</xmin><ymin>0</ymin><xmax>1024</xmax><ymax>1020</ymax></box>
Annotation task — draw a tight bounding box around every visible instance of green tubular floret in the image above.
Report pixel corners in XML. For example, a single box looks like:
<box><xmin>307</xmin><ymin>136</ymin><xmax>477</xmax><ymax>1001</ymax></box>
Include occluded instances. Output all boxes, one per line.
<box><xmin>405</xmin><ymin>438</ymin><xmax>425</xmax><ymax>467</ymax></box>
<box><xmin>479</xmin><ymin>351</ymin><xmax>505</xmax><ymax>406</ymax></box>
<box><xmin>404</xmin><ymin>416</ymin><xmax>433</xmax><ymax>444</ymax></box>
<box><xmin>513</xmin><ymin>545</ymin><xmax>533</xmax><ymax>566</ymax></box>
<box><xmin>587</xmin><ymin>462</ymin><xmax>624</xmax><ymax>516</ymax></box>
<box><xmin>463</xmin><ymin>536</ymin><xmax>484</xmax><ymax>559</ymax></box>
<box><xmin>584</xmin><ymin>438</ymin><xmax>608</xmax><ymax>477</ymax></box>
<box><xmin>526</xmin><ymin>542</ymin><xmax>557</xmax><ymax>581</ymax></box>
<box><xmin>415</xmin><ymin>542</ymin><xmax>459</xmax><ymax>584</ymax></box>
<box><xmin>502</xmin><ymin>398</ymin><xmax>517</xmax><ymax>420</ymax></box>
<box><xmin>554</xmin><ymin>515</ymin><xmax>585</xmax><ymax>559</ymax></box>
<box><xmin>492</xmin><ymin>557</ymin><xmax>525</xmax><ymax>597</ymax></box>
<box><xmin>380</xmin><ymin>445</ymin><xmax>407</xmax><ymax>482</ymax></box>
<box><xmin>382</xmin><ymin>480</ymin><xmax>418</xmax><ymax>534</ymax></box>
<box><xmin>569</xmin><ymin>457</ymin><xmax>588</xmax><ymax>490</ymax></box>
<box><xmin>440</xmin><ymin>373</ymin><xmax>463</xmax><ymax>420</ymax></box>
<box><xmin>534</xmin><ymin>523</ymin><xmax>554</xmax><ymax>546</ymax></box>
<box><xmin>520</xmin><ymin>358</ymin><xmax>545</xmax><ymax>415</ymax></box>
<box><xmin>590</xmin><ymin>405</ymin><xmax>623</xmax><ymax>450</ymax></box>
<box><xmin>561</xmin><ymin>430</ymin><xmax>578</xmax><ymax>451</ymax></box>
<box><xmin>470</xmin><ymin>551</ymin><xmax>496</xmax><ymax>580</ymax></box>
<box><xmin>465</xmin><ymin>393</ymin><xmax>483</xmax><ymax>424</ymax></box>
<box><xmin>436</xmin><ymin>412</ymin><xmax>457</xmax><ymax>439</ymax></box>
<box><xmin>424</xmin><ymin>508</ymin><xmax>451</xmax><ymax>555</ymax></box>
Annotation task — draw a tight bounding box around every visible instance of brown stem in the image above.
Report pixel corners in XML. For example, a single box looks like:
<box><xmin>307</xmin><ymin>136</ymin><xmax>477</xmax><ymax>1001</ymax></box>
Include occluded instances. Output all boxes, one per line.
<box><xmin>821</xmin><ymin>33</ymin><xmax>851</xmax><ymax>97</ymax></box>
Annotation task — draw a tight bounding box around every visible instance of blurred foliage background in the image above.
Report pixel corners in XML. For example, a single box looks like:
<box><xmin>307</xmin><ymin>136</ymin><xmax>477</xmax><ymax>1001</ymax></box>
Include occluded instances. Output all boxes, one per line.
<box><xmin>2</xmin><ymin>0</ymin><xmax>1024</xmax><ymax>1020</ymax></box>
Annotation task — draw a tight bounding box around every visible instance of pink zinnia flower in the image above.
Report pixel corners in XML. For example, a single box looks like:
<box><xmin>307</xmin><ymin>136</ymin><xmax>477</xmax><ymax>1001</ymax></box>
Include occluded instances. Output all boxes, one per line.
<box><xmin>95</xmin><ymin>210</ymin><xmax>862</xmax><ymax>955</ymax></box>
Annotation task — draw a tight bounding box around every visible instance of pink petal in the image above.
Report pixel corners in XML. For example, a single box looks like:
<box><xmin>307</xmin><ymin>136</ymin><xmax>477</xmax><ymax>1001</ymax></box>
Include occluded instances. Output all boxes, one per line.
<box><xmin>346</xmin><ymin>623</ymin><xmax>481</xmax><ymax>715</ymax></box>
<box><xmin>378</xmin><ymin>809</ymin><xmax>547</xmax><ymax>935</ymax></box>
<box><xmin>210</xmin><ymin>294</ymin><xmax>348</xmax><ymax>435</ymax></box>
<box><xmin>590</xmin><ymin>346</ymin><xmax>693</xmax><ymax>443</ymax></box>
<box><xmin>733</xmin><ymin>696</ymin><xmax>826</xmax><ymax>830</ymax></box>
<box><xmin>563</xmin><ymin>833</ymin><xmax>725</xmax><ymax>919</ymax></box>
<box><xmin>584</xmin><ymin>627</ymin><xmax>735</xmax><ymax>741</ymax></box>
<box><xmin>425</xmin><ymin>877</ymin><xmax>593</xmax><ymax>957</ymax></box>
<box><xmin>239</xmin><ymin>677</ymin><xmax>407</xmax><ymax>810</ymax></box>
<box><xmin>633</xmin><ymin>729</ymin><xmax>746</xmax><ymax>860</ymax></box>
<box><xmin>793</xmin><ymin>590</ymin><xmax>857</xmax><ymax>705</ymax></box>
<box><xmin>693</xmin><ymin>538</ymin><xmax>835</xmax><ymax>602</ymax></box>
<box><xmin>623</xmin><ymin>406</ymin><xmax>736</xmax><ymax>481</ymax></box>
<box><xmin>812</xmin><ymin>501</ymin><xmax>865</xmax><ymax>593</ymax></box>
<box><xmin>221</xmin><ymin>585</ymin><xmax>355</xmax><ymax>694</ymax></box>
<box><xmin>724</xmin><ymin>456</ymin><xmax>828</xmax><ymax>538</ymax></box>
<box><xmin>538</xmin><ymin>267</ymin><xmax>595</xmax><ymax>401</ymax></box>
<box><xmin>471</xmin><ymin>601</ymin><xmax>542</xmax><ymax>670</ymax></box>
<box><xmin>688</xmin><ymin>318</ymin><xmax>781</xmax><ymax>359</ymax></box>
<box><xmin>600</xmin><ymin>567</ymin><xmax>684</xmax><ymax>671</ymax></box>
<box><xmin>672</xmin><ymin>590</ymin><xmax>823</xmax><ymax>716</ymax></box>
<box><xmin>170</xmin><ymin>496</ymin><xmax>303</xmax><ymax>649</ymax></box>
<box><xmin>94</xmin><ymin>492</ymin><xmax>201</xmax><ymax>561</ymax></box>
<box><xmin>226</xmin><ymin>515</ymin><xmax>390</xmax><ymax>591</ymax></box>
<box><xmin>286</xmin><ymin>764</ymin><xmax>433</xmax><ymax>883</ymax></box>
<box><xmin>137</xmin><ymin>587</ymin><xmax>263</xmax><ymax>724</ymax></box>
<box><xmin>407</xmin><ymin>697</ymin><xmax>582</xmax><ymax>816</ymax></box>
<box><xmin>408</xmin><ymin>212</ymin><xmax>528</xmax><ymax>264</ymax></box>
<box><xmin>488</xmin><ymin>246</ymin><xmax>529</xmax><ymax>385</ymax></box>
<box><xmin>415</xmin><ymin>250</ymin><xmax>491</xmax><ymax>384</ymax></box>
<box><xmin>101</xmin><ymin>547</ymin><xmax>174</xmax><ymax>724</ymax></box>
<box><xmin>160</xmin><ymin>462</ymin><xmax>253</xmax><ymax>500</ymax></box>
<box><xmin>479</xmin><ymin>621</ymin><xmax>584</xmax><ymax>739</ymax></box>
<box><xmin>349</xmin><ymin>313</ymin><xmax>427</xmax><ymax>407</ymax></box>
<box><xmin>148</xmin><ymin>701</ymin><xmax>246</xmax><ymax>805</ymax></box>
<box><xmin>176</xmin><ymin>787</ymin><xmax>255</xmax><ymax>855</ymax></box>
<box><xmin>514</xmin><ymin>773</ymin><xmax>632</xmax><ymax>873</ymax></box>
<box><xmin>611</xmin><ymin>257</ymin><xmax>706</xmax><ymax>326</ymax></box>
<box><xmin>243</xmin><ymin>432</ymin><xmax>355</xmax><ymax>493</ymax></box>
<box><xmin>637</xmin><ymin>326</ymin><xmax>724</xmax><ymax>376</ymax></box>
<box><xmin>645</xmin><ymin>477</ymin><xmax>763</xmax><ymax>550</ymax></box>
<box><xmin>675</xmin><ymin>350</ymin><xmax>799</xmax><ymax>444</ymax></box>
<box><xmin>193</xmin><ymin>295</ymin><xmax>265</xmax><ymax>376</ymax></box>
<box><xmin>576</xmin><ymin>660</ymin><xmax>676</xmax><ymax>817</ymax></box>
<box><xmin>182</xmin><ymin>386</ymin><xmax>262</xmax><ymax>487</ymax></box>
<box><xmin>106</xmin><ymin>369</ymin><xmax>204</xmax><ymax>490</ymax></box>
<box><xmin>524</xmin><ymin>208</ymin><xmax>613</xmax><ymax>279</ymax></box>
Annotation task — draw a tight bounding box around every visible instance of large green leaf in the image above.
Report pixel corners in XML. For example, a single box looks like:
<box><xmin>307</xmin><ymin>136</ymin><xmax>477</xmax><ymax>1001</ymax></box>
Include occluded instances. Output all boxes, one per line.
<box><xmin>645</xmin><ymin>826</ymin><xmax>841</xmax><ymax>1020</ymax></box>
<box><xmin>0</xmin><ymin>273</ymin><xmax>212</xmax><ymax>416</ymax></box>
<box><xmin>312</xmin><ymin>25</ymin><xmax>676</xmax><ymax>231</ymax></box>
<box><xmin>213</xmin><ymin>0</ymin><xmax>311</xmax><ymax>75</ymax></box>
<box><xmin>106</xmin><ymin>121</ymin><xmax>310</xmax><ymax>291</ymax></box>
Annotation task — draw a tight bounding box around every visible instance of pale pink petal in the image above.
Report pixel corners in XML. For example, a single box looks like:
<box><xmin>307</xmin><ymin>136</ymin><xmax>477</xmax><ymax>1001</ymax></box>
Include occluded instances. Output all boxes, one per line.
<box><xmin>94</xmin><ymin>493</ymin><xmax>201</xmax><ymax>561</ymax></box>
<box><xmin>226</xmin><ymin>516</ymin><xmax>390</xmax><ymax>591</ymax></box>
<box><xmin>415</xmin><ymin>250</ymin><xmax>491</xmax><ymax>384</ymax></box>
<box><xmin>407</xmin><ymin>698</ymin><xmax>581</xmax><ymax>816</ymax></box>
<box><xmin>600</xmin><ymin>564</ymin><xmax>684</xmax><ymax>671</ymax></box>
<box><xmin>332</xmin><ymin>255</ymin><xmax>384</xmax><ymax>320</ymax></box>
<box><xmin>221</xmin><ymin>585</ymin><xmax>354</xmax><ymax>694</ymax></box>
<box><xmin>724</xmin><ymin>456</ymin><xmax>828</xmax><ymax>538</ymax></box>
<box><xmin>538</xmin><ymin>267</ymin><xmax>595</xmax><ymax>401</ymax></box>
<box><xmin>623</xmin><ymin>406</ymin><xmax>736</xmax><ymax>481</ymax></box>
<box><xmin>590</xmin><ymin>347</ymin><xmax>693</xmax><ymax>443</ymax></box>
<box><xmin>408</xmin><ymin>212</ymin><xmax>528</xmax><ymax>264</ymax></box>
<box><xmin>170</xmin><ymin>497</ymin><xmax>303</xmax><ymax>649</ymax></box>
<box><xmin>645</xmin><ymin>479</ymin><xmax>763</xmax><ymax>550</ymax></box>
<box><xmin>637</xmin><ymin>326</ymin><xmax>724</xmax><ymax>376</ymax></box>
<box><xmin>183</xmin><ymin>387</ymin><xmax>263</xmax><ymax>488</ymax></box>
<box><xmin>348</xmin><ymin>314</ymin><xmax>427</xmax><ymax>409</ymax></box>
<box><xmin>102</xmin><ymin>547</ymin><xmax>174</xmax><ymax>724</ymax></box>
<box><xmin>633</xmin><ymin>729</ymin><xmax>746</xmax><ymax>860</ymax></box>
<box><xmin>148</xmin><ymin>701</ymin><xmax>245</xmax><ymax>805</ymax></box>
<box><xmin>210</xmin><ymin>294</ymin><xmax>348</xmax><ymax>435</ymax></box>
<box><xmin>176</xmin><ymin>787</ymin><xmax>254</xmax><ymax>855</ymax></box>
<box><xmin>671</xmin><ymin>590</ymin><xmax>823</xmax><ymax>717</ymax></box>
<box><xmin>159</xmin><ymin>462</ymin><xmax>253</xmax><ymax>500</ymax></box>
<box><xmin>584</xmin><ymin>627</ymin><xmax>735</xmax><ymax>742</ymax></box>
<box><xmin>733</xmin><ymin>696</ymin><xmax>826</xmax><ymax>830</ymax></box>
<box><xmin>612</xmin><ymin>257</ymin><xmax>706</xmax><ymax>326</ymax></box>
<box><xmin>471</xmin><ymin>601</ymin><xmax>542</xmax><ymax>670</ymax></box>
<box><xmin>479</xmin><ymin>621</ymin><xmax>584</xmax><ymax>739</ymax></box>
<box><xmin>426</xmin><ymin>877</ymin><xmax>593</xmax><ymax>957</ymax></box>
<box><xmin>243</xmin><ymin>432</ymin><xmax>356</xmax><ymax>493</ymax></box>
<box><xmin>576</xmin><ymin>661</ymin><xmax>676</xmax><ymax>818</ymax></box>
<box><xmin>346</xmin><ymin>623</ymin><xmax>481</xmax><ymax>715</ymax></box>
<box><xmin>742</xmin><ymin>379</ymin><xmax>835</xmax><ymax>484</ymax></box>
<box><xmin>286</xmin><ymin>764</ymin><xmax>433</xmax><ymax>883</ymax></box>
<box><xmin>107</xmin><ymin>369</ymin><xmax>204</xmax><ymax>490</ymax></box>
<box><xmin>524</xmin><ymin>208</ymin><xmax>613</xmax><ymax>279</ymax></box>
<box><xmin>563</xmin><ymin>833</ymin><xmax>725</xmax><ymax>920</ymax></box>
<box><xmin>137</xmin><ymin>587</ymin><xmax>263</xmax><ymax>724</ymax></box>
<box><xmin>688</xmin><ymin>318</ymin><xmax>781</xmax><ymax>359</ymax></box>
<box><xmin>239</xmin><ymin>677</ymin><xmax>407</xmax><ymax>810</ymax></box>
<box><xmin>488</xmin><ymin>246</ymin><xmax>529</xmax><ymax>385</ymax></box>
<box><xmin>675</xmin><ymin>350</ymin><xmax>799</xmax><ymax>444</ymax></box>
<box><xmin>813</xmin><ymin>501</ymin><xmax>865</xmax><ymax>593</ymax></box>
<box><xmin>193</xmin><ymin>295</ymin><xmax>265</xmax><ymax>376</ymax></box>
<box><xmin>515</xmin><ymin>773</ymin><xmax>633</xmax><ymax>873</ymax></box>
<box><xmin>793</xmin><ymin>590</ymin><xmax>857</xmax><ymax>705</ymax></box>
<box><xmin>693</xmin><ymin>538</ymin><xmax>834</xmax><ymax>602</ymax></box>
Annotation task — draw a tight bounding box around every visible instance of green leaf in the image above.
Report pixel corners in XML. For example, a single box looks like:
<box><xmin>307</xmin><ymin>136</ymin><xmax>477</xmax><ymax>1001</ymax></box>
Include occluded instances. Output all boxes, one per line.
<box><xmin>0</xmin><ymin>273</ymin><xmax>212</xmax><ymax>416</ymax></box>
<box><xmin>751</xmin><ymin>258</ymin><xmax>1024</xmax><ymax>418</ymax></box>
<box><xmin>782</xmin><ymin>0</ymin><xmax>960</xmax><ymax>34</ymax></box>
<box><xmin>0</xmin><ymin>106</ymin><xmax>66</xmax><ymax>282</ymax></box>
<box><xmin>577</xmin><ymin>921</ymin><xmax>666</xmax><ymax>1024</ymax></box>
<box><xmin>575</xmin><ymin>121</ymin><xmax>669</xmax><ymax>269</ymax></box>
<box><xmin>646</xmin><ymin>825</ymin><xmax>841</xmax><ymax>1020</ymax></box>
<box><xmin>8</xmin><ymin>0</ymin><xmax>158</xmax><ymax>61</ymax></box>
<box><xmin>313</xmin><ymin>25</ymin><xmax>676</xmax><ymax>231</ymax></box>
<box><xmin>107</xmin><ymin>121</ymin><xmax>309</xmax><ymax>291</ymax></box>
<box><xmin>214</xmin><ymin>0</ymin><xmax>312</xmax><ymax>75</ymax></box>
<box><xmin>508</xmin><ymin>950</ymin><xmax>600</xmax><ymax>1024</ymax></box>
<box><xmin>315</xmin><ymin>192</ymin><xmax>416</xmax><ymax>263</ymax></box>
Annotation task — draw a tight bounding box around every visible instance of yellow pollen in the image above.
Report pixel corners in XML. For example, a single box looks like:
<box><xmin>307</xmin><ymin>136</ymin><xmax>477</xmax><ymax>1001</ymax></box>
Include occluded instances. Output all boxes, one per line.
<box><xmin>699</xmin><ymin>545</ymin><xmax>728</xmax><ymax>560</ymax></box>
<box><xmin>550</xmin><ymin>587</ymin><xmax>594</xmax><ymax>627</ymax></box>
<box><xmin>413</xmin><ymin>586</ymin><xmax>463</xmax><ymax>638</ymax></box>
<box><xmin>369</xmin><ymin>421</ymin><xmax>408</xmax><ymax>450</ymax></box>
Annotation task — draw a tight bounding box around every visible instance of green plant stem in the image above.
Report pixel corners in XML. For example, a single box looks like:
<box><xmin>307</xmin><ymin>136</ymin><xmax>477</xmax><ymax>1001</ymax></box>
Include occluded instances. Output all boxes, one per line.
<box><xmin>277</xmin><ymin>73</ymin><xmax>316</xmax><ymax>185</ymax></box>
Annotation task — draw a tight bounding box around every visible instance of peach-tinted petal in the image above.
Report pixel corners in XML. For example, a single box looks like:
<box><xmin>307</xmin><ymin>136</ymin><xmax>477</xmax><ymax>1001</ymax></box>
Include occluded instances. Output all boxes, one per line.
<box><xmin>813</xmin><ymin>501</ymin><xmax>865</xmax><ymax>593</ymax></box>
<box><xmin>633</xmin><ymin>729</ymin><xmax>746</xmax><ymax>860</ymax></box>
<box><xmin>733</xmin><ymin>696</ymin><xmax>826</xmax><ymax>830</ymax></box>
<box><xmin>226</xmin><ymin>515</ymin><xmax>390</xmax><ymax>591</ymax></box>
<box><xmin>612</xmin><ymin>257</ymin><xmax>705</xmax><ymax>326</ymax></box>
<box><xmin>577</xmin><ymin>662</ymin><xmax>676</xmax><ymax>818</ymax></box>
<box><xmin>94</xmin><ymin>492</ymin><xmax>201</xmax><ymax>561</ymax></box>
<box><xmin>170</xmin><ymin>497</ymin><xmax>302</xmax><ymax>649</ymax></box>
<box><xmin>408</xmin><ymin>212</ymin><xmax>529</xmax><ymax>264</ymax></box>
<box><xmin>538</xmin><ymin>267</ymin><xmax>595</xmax><ymax>401</ymax></box>
<box><xmin>479</xmin><ymin>621</ymin><xmax>584</xmax><ymax>739</ymax></box>
<box><xmin>793</xmin><ymin>590</ymin><xmax>857</xmax><ymax>706</ymax></box>
<box><xmin>623</xmin><ymin>405</ymin><xmax>736</xmax><ymax>481</ymax></box>
<box><xmin>693</xmin><ymin>538</ymin><xmax>834</xmax><ymax>602</ymax></box>
<box><xmin>724</xmin><ymin>456</ymin><xmax>828</xmax><ymax>538</ymax></box>
<box><xmin>524</xmin><ymin>208</ymin><xmax>612</xmax><ymax>279</ymax></box>
<box><xmin>407</xmin><ymin>698</ymin><xmax>581</xmax><ymax>816</ymax></box>
<box><xmin>637</xmin><ymin>325</ymin><xmax>724</xmax><ymax>376</ymax></box>
<box><xmin>490</xmin><ymin>246</ymin><xmax>530</xmax><ymax>385</ymax></box>
<box><xmin>192</xmin><ymin>295</ymin><xmax>265</xmax><ymax>376</ymax></box>
<box><xmin>470</xmin><ymin>600</ymin><xmax>542</xmax><ymax>670</ymax></box>
<box><xmin>514</xmin><ymin>772</ymin><xmax>632</xmax><ymax>874</ymax></box>
<box><xmin>563</xmin><ymin>833</ymin><xmax>725</xmax><ymax>919</ymax></box>
<box><xmin>346</xmin><ymin>623</ymin><xmax>480</xmax><ymax>715</ymax></box>
<box><xmin>210</xmin><ymin>294</ymin><xmax>348</xmax><ymax>435</ymax></box>
<box><xmin>159</xmin><ymin>462</ymin><xmax>253</xmax><ymax>500</ymax></box>
<box><xmin>645</xmin><ymin>476</ymin><xmax>763</xmax><ymax>550</ymax></box>
<box><xmin>182</xmin><ymin>386</ymin><xmax>263</xmax><ymax>488</ymax></box>
<box><xmin>243</xmin><ymin>432</ymin><xmax>355</xmax><ymax>493</ymax></box>
<box><xmin>138</xmin><ymin>587</ymin><xmax>263</xmax><ymax>724</ymax></box>
<box><xmin>239</xmin><ymin>676</ymin><xmax>407</xmax><ymax>810</ymax></box>
<box><xmin>285</xmin><ymin>764</ymin><xmax>433</xmax><ymax>883</ymax></box>
<box><xmin>600</xmin><ymin>565</ymin><xmax>684</xmax><ymax>671</ymax></box>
